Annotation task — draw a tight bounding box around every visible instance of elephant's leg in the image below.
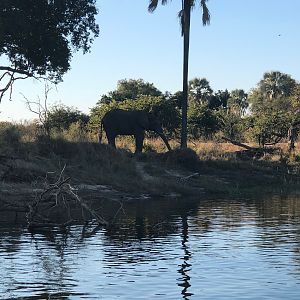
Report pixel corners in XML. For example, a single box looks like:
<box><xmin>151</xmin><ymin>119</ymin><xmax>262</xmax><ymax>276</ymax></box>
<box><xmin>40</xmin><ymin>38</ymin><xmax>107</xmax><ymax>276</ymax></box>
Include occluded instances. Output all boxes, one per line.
<box><xmin>107</xmin><ymin>134</ymin><xmax>116</xmax><ymax>148</ymax></box>
<box><xmin>135</xmin><ymin>132</ymin><xmax>145</xmax><ymax>153</ymax></box>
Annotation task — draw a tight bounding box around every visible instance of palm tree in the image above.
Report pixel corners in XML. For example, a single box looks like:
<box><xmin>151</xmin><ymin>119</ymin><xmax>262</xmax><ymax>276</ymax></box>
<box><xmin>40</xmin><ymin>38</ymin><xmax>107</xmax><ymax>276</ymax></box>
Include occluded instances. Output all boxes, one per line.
<box><xmin>259</xmin><ymin>71</ymin><xmax>296</xmax><ymax>100</ymax></box>
<box><xmin>189</xmin><ymin>77</ymin><xmax>213</xmax><ymax>105</ymax></box>
<box><xmin>148</xmin><ymin>0</ymin><xmax>210</xmax><ymax>148</ymax></box>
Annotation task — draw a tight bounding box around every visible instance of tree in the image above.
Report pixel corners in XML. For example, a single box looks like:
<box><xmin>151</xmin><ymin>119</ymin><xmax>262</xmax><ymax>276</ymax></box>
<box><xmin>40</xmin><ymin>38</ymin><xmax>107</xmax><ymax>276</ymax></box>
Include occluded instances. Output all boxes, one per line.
<box><xmin>148</xmin><ymin>0</ymin><xmax>210</xmax><ymax>149</ymax></box>
<box><xmin>208</xmin><ymin>89</ymin><xmax>230</xmax><ymax>110</ymax></box>
<box><xmin>249</xmin><ymin>71</ymin><xmax>297</xmax><ymax>113</ymax></box>
<box><xmin>0</xmin><ymin>0</ymin><xmax>99</xmax><ymax>101</ymax></box>
<box><xmin>187</xmin><ymin>103</ymin><xmax>222</xmax><ymax>139</ymax></box>
<box><xmin>99</xmin><ymin>79</ymin><xmax>163</xmax><ymax>103</ymax></box>
<box><xmin>189</xmin><ymin>77</ymin><xmax>213</xmax><ymax>105</ymax></box>
<box><xmin>45</xmin><ymin>104</ymin><xmax>89</xmax><ymax>132</ymax></box>
<box><xmin>259</xmin><ymin>71</ymin><xmax>296</xmax><ymax>100</ymax></box>
<box><xmin>227</xmin><ymin>89</ymin><xmax>248</xmax><ymax>116</ymax></box>
<box><xmin>248</xmin><ymin>72</ymin><xmax>298</xmax><ymax>146</ymax></box>
<box><xmin>167</xmin><ymin>90</ymin><xmax>183</xmax><ymax>109</ymax></box>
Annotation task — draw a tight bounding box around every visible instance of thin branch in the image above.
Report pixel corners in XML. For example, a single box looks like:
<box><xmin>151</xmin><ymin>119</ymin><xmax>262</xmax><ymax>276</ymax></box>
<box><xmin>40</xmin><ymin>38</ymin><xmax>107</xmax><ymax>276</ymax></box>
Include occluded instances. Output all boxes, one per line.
<box><xmin>0</xmin><ymin>66</ymin><xmax>51</xmax><ymax>102</ymax></box>
<box><xmin>0</xmin><ymin>66</ymin><xmax>34</xmax><ymax>77</ymax></box>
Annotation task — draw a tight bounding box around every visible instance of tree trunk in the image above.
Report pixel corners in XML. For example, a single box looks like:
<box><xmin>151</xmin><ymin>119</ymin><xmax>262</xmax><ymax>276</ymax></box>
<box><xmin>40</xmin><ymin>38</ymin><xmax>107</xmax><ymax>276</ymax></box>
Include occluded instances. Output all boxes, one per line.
<box><xmin>180</xmin><ymin>0</ymin><xmax>191</xmax><ymax>149</ymax></box>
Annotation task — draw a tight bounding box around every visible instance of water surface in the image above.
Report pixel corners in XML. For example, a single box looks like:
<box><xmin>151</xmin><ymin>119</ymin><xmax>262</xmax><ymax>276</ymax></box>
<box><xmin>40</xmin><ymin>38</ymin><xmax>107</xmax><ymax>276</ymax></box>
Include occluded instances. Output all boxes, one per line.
<box><xmin>1</xmin><ymin>195</ymin><xmax>300</xmax><ymax>299</ymax></box>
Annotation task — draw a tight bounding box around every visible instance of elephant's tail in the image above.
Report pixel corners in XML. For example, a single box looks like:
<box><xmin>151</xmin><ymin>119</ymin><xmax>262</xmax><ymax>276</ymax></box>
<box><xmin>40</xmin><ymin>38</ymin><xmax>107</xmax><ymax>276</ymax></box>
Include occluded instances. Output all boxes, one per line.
<box><xmin>98</xmin><ymin>120</ymin><xmax>103</xmax><ymax>143</ymax></box>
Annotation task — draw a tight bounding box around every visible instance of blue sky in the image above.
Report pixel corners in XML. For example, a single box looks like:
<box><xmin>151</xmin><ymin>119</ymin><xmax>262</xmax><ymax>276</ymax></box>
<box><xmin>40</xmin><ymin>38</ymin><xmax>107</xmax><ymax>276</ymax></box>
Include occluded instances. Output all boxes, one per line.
<box><xmin>1</xmin><ymin>0</ymin><xmax>300</xmax><ymax>121</ymax></box>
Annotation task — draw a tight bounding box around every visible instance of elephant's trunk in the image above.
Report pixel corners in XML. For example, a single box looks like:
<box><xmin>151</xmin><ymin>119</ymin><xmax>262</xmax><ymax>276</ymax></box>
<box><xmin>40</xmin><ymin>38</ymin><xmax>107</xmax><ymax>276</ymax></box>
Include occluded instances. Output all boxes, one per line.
<box><xmin>158</xmin><ymin>133</ymin><xmax>172</xmax><ymax>151</ymax></box>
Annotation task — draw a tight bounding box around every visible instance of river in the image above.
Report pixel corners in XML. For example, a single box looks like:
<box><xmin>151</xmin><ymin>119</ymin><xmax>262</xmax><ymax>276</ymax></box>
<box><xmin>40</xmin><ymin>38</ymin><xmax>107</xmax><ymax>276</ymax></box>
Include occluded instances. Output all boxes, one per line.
<box><xmin>1</xmin><ymin>195</ymin><xmax>300</xmax><ymax>299</ymax></box>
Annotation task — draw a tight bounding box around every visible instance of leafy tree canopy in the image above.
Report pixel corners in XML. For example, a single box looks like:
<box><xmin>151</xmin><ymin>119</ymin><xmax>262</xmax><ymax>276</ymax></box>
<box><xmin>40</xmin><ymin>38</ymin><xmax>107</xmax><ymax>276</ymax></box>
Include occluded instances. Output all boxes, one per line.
<box><xmin>98</xmin><ymin>79</ymin><xmax>163</xmax><ymax>104</ymax></box>
<box><xmin>248</xmin><ymin>71</ymin><xmax>299</xmax><ymax>145</ymax></box>
<box><xmin>46</xmin><ymin>104</ymin><xmax>89</xmax><ymax>131</ymax></box>
<box><xmin>227</xmin><ymin>89</ymin><xmax>248</xmax><ymax>116</ymax></box>
<box><xmin>188</xmin><ymin>77</ymin><xmax>213</xmax><ymax>105</ymax></box>
<box><xmin>249</xmin><ymin>71</ymin><xmax>297</xmax><ymax>113</ymax></box>
<box><xmin>0</xmin><ymin>0</ymin><xmax>99</xmax><ymax>100</ymax></box>
<box><xmin>187</xmin><ymin>103</ymin><xmax>222</xmax><ymax>139</ymax></box>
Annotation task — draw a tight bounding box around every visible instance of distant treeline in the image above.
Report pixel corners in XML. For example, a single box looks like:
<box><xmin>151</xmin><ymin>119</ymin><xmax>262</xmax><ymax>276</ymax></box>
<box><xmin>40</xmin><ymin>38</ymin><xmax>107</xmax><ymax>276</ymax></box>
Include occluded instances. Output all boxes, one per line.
<box><xmin>1</xmin><ymin>71</ymin><xmax>300</xmax><ymax>148</ymax></box>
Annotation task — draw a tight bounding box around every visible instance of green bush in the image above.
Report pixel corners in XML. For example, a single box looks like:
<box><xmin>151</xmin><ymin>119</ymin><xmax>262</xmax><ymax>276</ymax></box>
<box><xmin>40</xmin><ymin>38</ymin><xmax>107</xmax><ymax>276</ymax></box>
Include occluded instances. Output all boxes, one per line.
<box><xmin>246</xmin><ymin>108</ymin><xmax>290</xmax><ymax>146</ymax></box>
<box><xmin>218</xmin><ymin>111</ymin><xmax>246</xmax><ymax>141</ymax></box>
<box><xmin>162</xmin><ymin>148</ymin><xmax>200</xmax><ymax>171</ymax></box>
<box><xmin>0</xmin><ymin>122</ymin><xmax>22</xmax><ymax>153</ymax></box>
<box><xmin>187</xmin><ymin>104</ymin><xmax>223</xmax><ymax>139</ymax></box>
<box><xmin>45</xmin><ymin>104</ymin><xmax>89</xmax><ymax>132</ymax></box>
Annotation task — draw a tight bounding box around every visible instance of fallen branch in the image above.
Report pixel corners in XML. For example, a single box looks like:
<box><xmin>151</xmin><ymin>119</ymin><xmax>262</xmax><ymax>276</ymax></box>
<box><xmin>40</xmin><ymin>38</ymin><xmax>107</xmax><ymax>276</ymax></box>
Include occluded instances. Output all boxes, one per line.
<box><xmin>26</xmin><ymin>165</ymin><xmax>110</xmax><ymax>228</ymax></box>
<box><xmin>221</xmin><ymin>136</ymin><xmax>281</xmax><ymax>159</ymax></box>
<box><xmin>221</xmin><ymin>137</ymin><xmax>257</xmax><ymax>151</ymax></box>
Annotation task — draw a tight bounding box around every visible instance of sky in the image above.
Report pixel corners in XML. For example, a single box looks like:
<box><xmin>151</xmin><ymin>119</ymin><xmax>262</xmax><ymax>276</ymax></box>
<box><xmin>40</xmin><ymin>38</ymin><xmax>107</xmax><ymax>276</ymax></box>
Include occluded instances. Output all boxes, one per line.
<box><xmin>1</xmin><ymin>0</ymin><xmax>300</xmax><ymax>121</ymax></box>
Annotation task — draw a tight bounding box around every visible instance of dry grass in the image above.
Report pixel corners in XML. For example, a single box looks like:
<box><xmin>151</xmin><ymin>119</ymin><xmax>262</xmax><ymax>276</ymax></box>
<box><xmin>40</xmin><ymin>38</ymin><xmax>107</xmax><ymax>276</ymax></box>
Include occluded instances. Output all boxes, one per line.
<box><xmin>2</xmin><ymin>121</ymin><xmax>300</xmax><ymax>198</ymax></box>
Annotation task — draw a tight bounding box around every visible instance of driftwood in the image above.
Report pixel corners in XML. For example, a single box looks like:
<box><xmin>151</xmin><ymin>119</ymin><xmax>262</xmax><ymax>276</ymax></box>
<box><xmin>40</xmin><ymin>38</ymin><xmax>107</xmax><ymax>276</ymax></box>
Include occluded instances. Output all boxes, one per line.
<box><xmin>26</xmin><ymin>165</ymin><xmax>111</xmax><ymax>229</ymax></box>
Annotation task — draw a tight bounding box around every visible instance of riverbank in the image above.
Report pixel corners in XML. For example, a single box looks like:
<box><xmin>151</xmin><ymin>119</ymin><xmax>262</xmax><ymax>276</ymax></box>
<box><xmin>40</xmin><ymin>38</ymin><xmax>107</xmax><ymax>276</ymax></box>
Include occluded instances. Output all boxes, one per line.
<box><xmin>2</xmin><ymin>139</ymin><xmax>300</xmax><ymax>226</ymax></box>
<box><xmin>1</xmin><ymin>139</ymin><xmax>300</xmax><ymax>201</ymax></box>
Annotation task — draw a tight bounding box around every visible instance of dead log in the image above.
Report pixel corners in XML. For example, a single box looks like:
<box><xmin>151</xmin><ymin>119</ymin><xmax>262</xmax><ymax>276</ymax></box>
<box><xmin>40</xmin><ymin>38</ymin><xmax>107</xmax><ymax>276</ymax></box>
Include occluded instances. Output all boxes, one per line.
<box><xmin>221</xmin><ymin>136</ymin><xmax>280</xmax><ymax>159</ymax></box>
<box><xmin>221</xmin><ymin>137</ymin><xmax>255</xmax><ymax>150</ymax></box>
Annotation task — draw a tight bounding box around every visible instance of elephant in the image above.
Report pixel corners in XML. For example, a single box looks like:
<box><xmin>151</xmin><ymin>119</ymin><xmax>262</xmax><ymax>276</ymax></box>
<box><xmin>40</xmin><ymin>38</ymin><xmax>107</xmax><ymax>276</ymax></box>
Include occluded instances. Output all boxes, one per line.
<box><xmin>99</xmin><ymin>109</ymin><xmax>171</xmax><ymax>153</ymax></box>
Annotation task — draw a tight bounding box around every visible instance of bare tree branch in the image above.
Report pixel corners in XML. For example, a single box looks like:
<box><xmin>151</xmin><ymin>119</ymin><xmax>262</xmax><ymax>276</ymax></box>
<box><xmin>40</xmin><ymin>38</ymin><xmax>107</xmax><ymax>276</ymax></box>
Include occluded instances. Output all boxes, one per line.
<box><xmin>26</xmin><ymin>165</ymin><xmax>111</xmax><ymax>229</ymax></box>
<box><xmin>21</xmin><ymin>81</ymin><xmax>53</xmax><ymax>137</ymax></box>
<box><xmin>0</xmin><ymin>66</ymin><xmax>52</xmax><ymax>103</ymax></box>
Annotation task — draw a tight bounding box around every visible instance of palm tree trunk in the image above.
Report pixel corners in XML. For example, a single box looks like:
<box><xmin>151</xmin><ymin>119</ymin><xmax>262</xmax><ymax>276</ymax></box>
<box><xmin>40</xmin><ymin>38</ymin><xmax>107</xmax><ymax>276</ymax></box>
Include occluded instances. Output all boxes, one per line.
<box><xmin>181</xmin><ymin>0</ymin><xmax>191</xmax><ymax>149</ymax></box>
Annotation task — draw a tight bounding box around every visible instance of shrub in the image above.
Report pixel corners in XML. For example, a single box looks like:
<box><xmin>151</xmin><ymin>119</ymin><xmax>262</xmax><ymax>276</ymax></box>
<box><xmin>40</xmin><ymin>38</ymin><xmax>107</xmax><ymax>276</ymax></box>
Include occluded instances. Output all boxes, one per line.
<box><xmin>162</xmin><ymin>148</ymin><xmax>200</xmax><ymax>170</ymax></box>
<box><xmin>0</xmin><ymin>122</ymin><xmax>22</xmax><ymax>153</ymax></box>
<box><xmin>187</xmin><ymin>104</ymin><xmax>223</xmax><ymax>139</ymax></box>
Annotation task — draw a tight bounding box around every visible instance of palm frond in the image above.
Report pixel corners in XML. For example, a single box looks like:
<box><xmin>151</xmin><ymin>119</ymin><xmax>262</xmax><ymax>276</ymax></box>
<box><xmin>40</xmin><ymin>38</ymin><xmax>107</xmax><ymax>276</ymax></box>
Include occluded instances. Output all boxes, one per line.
<box><xmin>178</xmin><ymin>9</ymin><xmax>184</xmax><ymax>36</ymax></box>
<box><xmin>148</xmin><ymin>0</ymin><xmax>171</xmax><ymax>12</ymax></box>
<box><xmin>201</xmin><ymin>0</ymin><xmax>210</xmax><ymax>25</ymax></box>
<box><xmin>148</xmin><ymin>0</ymin><xmax>159</xmax><ymax>12</ymax></box>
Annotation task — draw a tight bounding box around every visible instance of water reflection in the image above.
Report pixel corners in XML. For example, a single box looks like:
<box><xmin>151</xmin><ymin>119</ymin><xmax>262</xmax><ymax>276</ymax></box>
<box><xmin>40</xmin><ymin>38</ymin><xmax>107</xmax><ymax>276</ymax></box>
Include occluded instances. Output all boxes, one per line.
<box><xmin>1</xmin><ymin>195</ymin><xmax>300</xmax><ymax>299</ymax></box>
<box><xmin>178</xmin><ymin>215</ymin><xmax>192</xmax><ymax>299</ymax></box>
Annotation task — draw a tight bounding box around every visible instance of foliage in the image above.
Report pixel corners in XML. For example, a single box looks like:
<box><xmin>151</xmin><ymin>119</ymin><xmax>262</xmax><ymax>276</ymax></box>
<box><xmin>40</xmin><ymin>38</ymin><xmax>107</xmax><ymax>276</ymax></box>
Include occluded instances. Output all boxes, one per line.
<box><xmin>0</xmin><ymin>0</ymin><xmax>99</xmax><ymax>100</ymax></box>
<box><xmin>289</xmin><ymin>84</ymin><xmax>300</xmax><ymax>122</ymax></box>
<box><xmin>45</xmin><ymin>104</ymin><xmax>89</xmax><ymax>132</ymax></box>
<box><xmin>208</xmin><ymin>89</ymin><xmax>230</xmax><ymax>110</ymax></box>
<box><xmin>188</xmin><ymin>78</ymin><xmax>230</xmax><ymax>109</ymax></box>
<box><xmin>227</xmin><ymin>89</ymin><xmax>249</xmax><ymax>116</ymax></box>
<box><xmin>248</xmin><ymin>71</ymin><xmax>299</xmax><ymax>146</ymax></box>
<box><xmin>187</xmin><ymin>104</ymin><xmax>223</xmax><ymax>139</ymax></box>
<box><xmin>167</xmin><ymin>90</ymin><xmax>183</xmax><ymax>109</ymax></box>
<box><xmin>62</xmin><ymin>122</ymin><xmax>90</xmax><ymax>142</ymax></box>
<box><xmin>148</xmin><ymin>0</ymin><xmax>210</xmax><ymax>35</ymax></box>
<box><xmin>0</xmin><ymin>121</ymin><xmax>21</xmax><ymax>143</ymax></box>
<box><xmin>246</xmin><ymin>108</ymin><xmax>291</xmax><ymax>146</ymax></box>
<box><xmin>188</xmin><ymin>77</ymin><xmax>213</xmax><ymax>105</ymax></box>
<box><xmin>98</xmin><ymin>79</ymin><xmax>162</xmax><ymax>104</ymax></box>
<box><xmin>258</xmin><ymin>71</ymin><xmax>296</xmax><ymax>101</ymax></box>
<box><xmin>162</xmin><ymin>148</ymin><xmax>200</xmax><ymax>171</ymax></box>
<box><xmin>249</xmin><ymin>71</ymin><xmax>297</xmax><ymax>112</ymax></box>
<box><xmin>218</xmin><ymin>111</ymin><xmax>246</xmax><ymax>141</ymax></box>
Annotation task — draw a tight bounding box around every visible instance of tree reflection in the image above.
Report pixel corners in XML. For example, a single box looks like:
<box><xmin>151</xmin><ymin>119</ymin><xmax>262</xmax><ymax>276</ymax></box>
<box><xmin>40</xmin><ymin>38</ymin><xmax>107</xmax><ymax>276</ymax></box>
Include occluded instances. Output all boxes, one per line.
<box><xmin>178</xmin><ymin>214</ymin><xmax>193</xmax><ymax>299</ymax></box>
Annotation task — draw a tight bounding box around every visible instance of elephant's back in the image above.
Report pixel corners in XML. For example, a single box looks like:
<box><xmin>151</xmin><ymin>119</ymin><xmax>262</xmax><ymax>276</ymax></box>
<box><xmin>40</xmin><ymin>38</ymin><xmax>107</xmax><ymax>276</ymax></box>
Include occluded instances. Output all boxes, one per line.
<box><xmin>102</xmin><ymin>109</ymin><xmax>141</xmax><ymax>134</ymax></box>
